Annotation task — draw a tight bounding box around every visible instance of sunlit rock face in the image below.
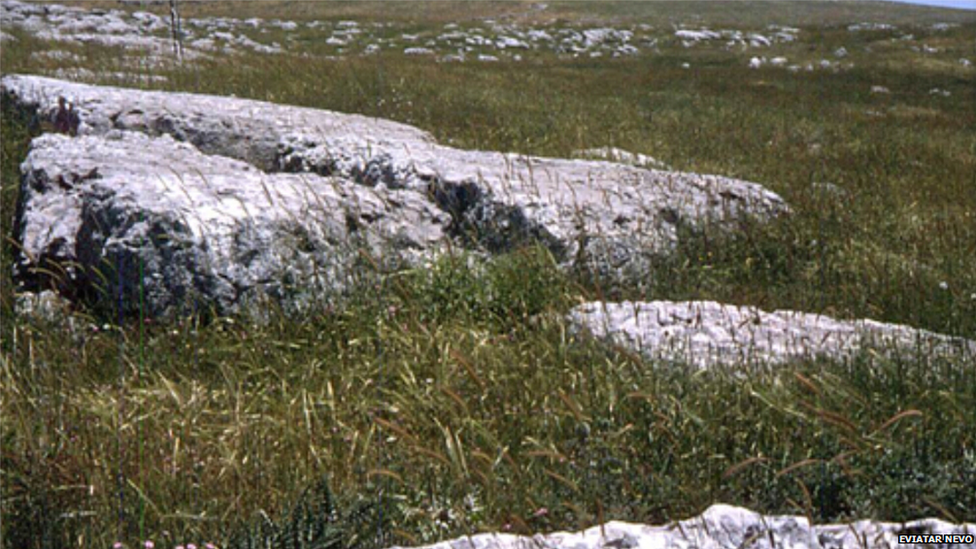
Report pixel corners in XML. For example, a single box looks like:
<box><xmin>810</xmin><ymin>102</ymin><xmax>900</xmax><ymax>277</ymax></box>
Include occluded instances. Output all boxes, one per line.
<box><xmin>13</xmin><ymin>131</ymin><xmax>449</xmax><ymax>320</ymax></box>
<box><xmin>3</xmin><ymin>74</ymin><xmax>788</xmax><ymax>319</ymax></box>
<box><xmin>568</xmin><ymin>300</ymin><xmax>976</xmax><ymax>367</ymax></box>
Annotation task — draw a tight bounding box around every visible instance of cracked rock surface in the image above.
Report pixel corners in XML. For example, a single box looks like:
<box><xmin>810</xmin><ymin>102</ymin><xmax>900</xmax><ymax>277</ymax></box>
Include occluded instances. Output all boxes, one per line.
<box><xmin>568</xmin><ymin>300</ymin><xmax>976</xmax><ymax>367</ymax></box>
<box><xmin>392</xmin><ymin>504</ymin><xmax>975</xmax><ymax>549</ymax></box>
<box><xmin>14</xmin><ymin>130</ymin><xmax>448</xmax><ymax>319</ymax></box>
<box><xmin>3</xmin><ymin>75</ymin><xmax>788</xmax><ymax>319</ymax></box>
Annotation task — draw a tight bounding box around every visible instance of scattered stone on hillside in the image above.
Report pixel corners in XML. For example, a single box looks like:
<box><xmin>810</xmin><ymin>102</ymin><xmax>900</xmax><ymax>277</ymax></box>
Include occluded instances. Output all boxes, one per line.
<box><xmin>0</xmin><ymin>0</ymin><xmax>810</xmax><ymax>64</ymax></box>
<box><xmin>572</xmin><ymin>147</ymin><xmax>671</xmax><ymax>171</ymax></box>
<box><xmin>15</xmin><ymin>290</ymin><xmax>74</xmax><ymax>325</ymax></box>
<box><xmin>568</xmin><ymin>300</ymin><xmax>976</xmax><ymax>368</ymax></box>
<box><xmin>0</xmin><ymin>0</ymin><xmax>177</xmax><ymax>59</ymax></box>
<box><xmin>30</xmin><ymin>49</ymin><xmax>85</xmax><ymax>63</ymax></box>
<box><xmin>391</xmin><ymin>504</ymin><xmax>976</xmax><ymax>549</ymax></box>
<box><xmin>675</xmin><ymin>29</ymin><xmax>721</xmax><ymax>42</ymax></box>
<box><xmin>810</xmin><ymin>181</ymin><xmax>848</xmax><ymax>197</ymax></box>
<box><xmin>675</xmin><ymin>27</ymin><xmax>794</xmax><ymax>49</ymax></box>
<box><xmin>4</xmin><ymin>74</ymin><xmax>789</xmax><ymax>319</ymax></box>
<box><xmin>847</xmin><ymin>22</ymin><xmax>896</xmax><ymax>32</ymax></box>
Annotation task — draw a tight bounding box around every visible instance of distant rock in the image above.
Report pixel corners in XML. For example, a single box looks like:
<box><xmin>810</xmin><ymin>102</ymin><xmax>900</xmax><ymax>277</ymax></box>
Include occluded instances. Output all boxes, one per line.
<box><xmin>392</xmin><ymin>504</ymin><xmax>976</xmax><ymax>549</ymax></box>
<box><xmin>810</xmin><ymin>181</ymin><xmax>848</xmax><ymax>197</ymax></box>
<box><xmin>572</xmin><ymin>147</ymin><xmax>671</xmax><ymax>171</ymax></box>
<box><xmin>3</xmin><ymin>75</ymin><xmax>788</xmax><ymax>319</ymax></box>
<box><xmin>847</xmin><ymin>22</ymin><xmax>896</xmax><ymax>32</ymax></box>
<box><xmin>675</xmin><ymin>29</ymin><xmax>721</xmax><ymax>42</ymax></box>
<box><xmin>569</xmin><ymin>300</ymin><xmax>976</xmax><ymax>368</ymax></box>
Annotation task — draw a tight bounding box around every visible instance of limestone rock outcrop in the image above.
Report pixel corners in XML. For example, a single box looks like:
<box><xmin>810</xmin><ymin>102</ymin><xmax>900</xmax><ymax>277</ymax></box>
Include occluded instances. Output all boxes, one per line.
<box><xmin>15</xmin><ymin>131</ymin><xmax>448</xmax><ymax>319</ymax></box>
<box><xmin>3</xmin><ymin>75</ymin><xmax>789</xmax><ymax>319</ymax></box>
<box><xmin>568</xmin><ymin>300</ymin><xmax>976</xmax><ymax>367</ymax></box>
<box><xmin>393</xmin><ymin>504</ymin><xmax>975</xmax><ymax>549</ymax></box>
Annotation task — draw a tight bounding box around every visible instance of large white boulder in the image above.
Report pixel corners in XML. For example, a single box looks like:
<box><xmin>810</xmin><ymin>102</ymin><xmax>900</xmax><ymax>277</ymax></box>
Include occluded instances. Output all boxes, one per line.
<box><xmin>3</xmin><ymin>75</ymin><xmax>789</xmax><ymax>318</ymax></box>
<box><xmin>14</xmin><ymin>131</ymin><xmax>448</xmax><ymax>319</ymax></box>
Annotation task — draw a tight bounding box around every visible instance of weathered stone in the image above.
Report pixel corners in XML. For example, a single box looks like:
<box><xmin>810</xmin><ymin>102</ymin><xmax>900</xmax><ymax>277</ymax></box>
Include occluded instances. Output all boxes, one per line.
<box><xmin>568</xmin><ymin>300</ymin><xmax>976</xmax><ymax>367</ymax></box>
<box><xmin>3</xmin><ymin>75</ymin><xmax>789</xmax><ymax>316</ymax></box>
<box><xmin>14</xmin><ymin>131</ymin><xmax>448</xmax><ymax>320</ymax></box>
<box><xmin>391</xmin><ymin>504</ymin><xmax>975</xmax><ymax>549</ymax></box>
<box><xmin>572</xmin><ymin>147</ymin><xmax>671</xmax><ymax>171</ymax></box>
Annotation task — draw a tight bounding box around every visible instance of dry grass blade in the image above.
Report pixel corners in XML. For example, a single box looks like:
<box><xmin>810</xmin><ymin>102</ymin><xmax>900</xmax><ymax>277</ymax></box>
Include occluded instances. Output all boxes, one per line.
<box><xmin>775</xmin><ymin>458</ymin><xmax>825</xmax><ymax>478</ymax></box>
<box><xmin>722</xmin><ymin>455</ymin><xmax>768</xmax><ymax>479</ymax></box>
<box><xmin>921</xmin><ymin>497</ymin><xmax>958</xmax><ymax>524</ymax></box>
<box><xmin>449</xmin><ymin>348</ymin><xmax>485</xmax><ymax>389</ymax></box>
<box><xmin>870</xmin><ymin>409</ymin><xmax>923</xmax><ymax>436</ymax></box>
<box><xmin>543</xmin><ymin>468</ymin><xmax>579</xmax><ymax>493</ymax></box>
<box><xmin>793</xmin><ymin>372</ymin><xmax>821</xmax><ymax>396</ymax></box>
<box><xmin>556</xmin><ymin>389</ymin><xmax>588</xmax><ymax>422</ymax></box>
<box><xmin>366</xmin><ymin>468</ymin><xmax>404</xmax><ymax>484</ymax></box>
<box><xmin>800</xmin><ymin>401</ymin><xmax>858</xmax><ymax>434</ymax></box>
<box><xmin>372</xmin><ymin>416</ymin><xmax>417</xmax><ymax>445</ymax></box>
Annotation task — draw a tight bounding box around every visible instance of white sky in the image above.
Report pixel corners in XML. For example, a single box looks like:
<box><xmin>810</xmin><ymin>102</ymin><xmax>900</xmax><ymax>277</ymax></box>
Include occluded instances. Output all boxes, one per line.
<box><xmin>881</xmin><ymin>0</ymin><xmax>976</xmax><ymax>10</ymax></box>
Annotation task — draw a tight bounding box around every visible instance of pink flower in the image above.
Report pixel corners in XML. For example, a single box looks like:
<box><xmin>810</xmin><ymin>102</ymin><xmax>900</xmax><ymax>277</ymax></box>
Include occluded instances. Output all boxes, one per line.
<box><xmin>533</xmin><ymin>507</ymin><xmax>548</xmax><ymax>518</ymax></box>
<box><xmin>113</xmin><ymin>543</ymin><xmax>124</xmax><ymax>549</ymax></box>
<box><xmin>188</xmin><ymin>545</ymin><xmax>197</xmax><ymax>549</ymax></box>
<box><xmin>144</xmin><ymin>542</ymin><xmax>154</xmax><ymax>549</ymax></box>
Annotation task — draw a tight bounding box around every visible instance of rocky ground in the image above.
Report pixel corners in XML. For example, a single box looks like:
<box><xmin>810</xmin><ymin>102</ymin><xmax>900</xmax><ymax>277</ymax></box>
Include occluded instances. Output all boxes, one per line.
<box><xmin>2</xmin><ymin>0</ymin><xmax>971</xmax><ymax>78</ymax></box>
<box><xmin>2</xmin><ymin>1</ymin><xmax>974</xmax><ymax>547</ymax></box>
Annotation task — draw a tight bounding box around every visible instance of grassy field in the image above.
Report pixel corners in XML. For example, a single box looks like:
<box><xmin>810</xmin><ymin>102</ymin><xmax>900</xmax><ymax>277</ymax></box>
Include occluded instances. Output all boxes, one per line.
<box><xmin>1</xmin><ymin>1</ymin><xmax>975</xmax><ymax>548</ymax></box>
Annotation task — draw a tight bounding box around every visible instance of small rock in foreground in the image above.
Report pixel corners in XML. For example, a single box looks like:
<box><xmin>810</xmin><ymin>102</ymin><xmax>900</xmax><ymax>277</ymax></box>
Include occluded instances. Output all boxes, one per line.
<box><xmin>390</xmin><ymin>504</ymin><xmax>975</xmax><ymax>549</ymax></box>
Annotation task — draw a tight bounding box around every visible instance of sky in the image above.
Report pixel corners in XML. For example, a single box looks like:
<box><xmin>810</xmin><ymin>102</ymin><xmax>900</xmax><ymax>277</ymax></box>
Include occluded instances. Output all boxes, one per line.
<box><xmin>881</xmin><ymin>0</ymin><xmax>976</xmax><ymax>10</ymax></box>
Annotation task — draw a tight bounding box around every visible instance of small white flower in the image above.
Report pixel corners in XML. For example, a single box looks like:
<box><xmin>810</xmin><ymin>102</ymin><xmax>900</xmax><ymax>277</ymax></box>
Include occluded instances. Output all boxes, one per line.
<box><xmin>938</xmin><ymin>281</ymin><xmax>948</xmax><ymax>291</ymax></box>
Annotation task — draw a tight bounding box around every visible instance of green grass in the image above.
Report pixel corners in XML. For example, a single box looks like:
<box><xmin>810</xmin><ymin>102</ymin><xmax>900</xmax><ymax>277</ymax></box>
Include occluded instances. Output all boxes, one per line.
<box><xmin>2</xmin><ymin>2</ymin><xmax>975</xmax><ymax>548</ymax></box>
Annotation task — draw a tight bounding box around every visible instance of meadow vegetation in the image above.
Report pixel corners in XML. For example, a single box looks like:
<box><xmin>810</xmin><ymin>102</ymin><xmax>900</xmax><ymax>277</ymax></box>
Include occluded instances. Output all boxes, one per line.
<box><xmin>1</xmin><ymin>1</ymin><xmax>975</xmax><ymax>548</ymax></box>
